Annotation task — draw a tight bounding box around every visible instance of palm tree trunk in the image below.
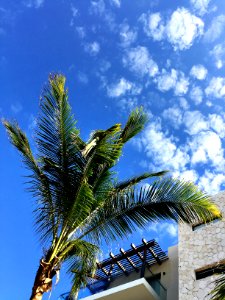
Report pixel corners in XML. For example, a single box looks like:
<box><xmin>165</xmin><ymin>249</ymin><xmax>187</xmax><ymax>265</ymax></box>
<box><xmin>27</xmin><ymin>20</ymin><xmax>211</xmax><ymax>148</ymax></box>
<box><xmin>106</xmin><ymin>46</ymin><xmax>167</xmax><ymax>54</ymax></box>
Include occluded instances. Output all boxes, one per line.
<box><xmin>29</xmin><ymin>259</ymin><xmax>54</xmax><ymax>300</ymax></box>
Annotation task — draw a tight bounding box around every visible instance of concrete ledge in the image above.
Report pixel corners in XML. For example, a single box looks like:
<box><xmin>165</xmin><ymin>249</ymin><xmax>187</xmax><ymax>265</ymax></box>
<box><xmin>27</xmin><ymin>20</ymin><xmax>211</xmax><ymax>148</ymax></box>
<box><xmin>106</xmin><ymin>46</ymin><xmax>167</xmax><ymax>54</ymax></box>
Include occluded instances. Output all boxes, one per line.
<box><xmin>81</xmin><ymin>278</ymin><xmax>160</xmax><ymax>300</ymax></box>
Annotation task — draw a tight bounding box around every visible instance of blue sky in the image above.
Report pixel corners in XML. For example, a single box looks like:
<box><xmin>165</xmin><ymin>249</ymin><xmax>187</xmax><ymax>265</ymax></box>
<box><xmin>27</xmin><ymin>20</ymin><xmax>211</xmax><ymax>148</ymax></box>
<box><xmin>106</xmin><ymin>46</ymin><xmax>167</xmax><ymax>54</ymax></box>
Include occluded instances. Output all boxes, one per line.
<box><xmin>1</xmin><ymin>0</ymin><xmax>225</xmax><ymax>299</ymax></box>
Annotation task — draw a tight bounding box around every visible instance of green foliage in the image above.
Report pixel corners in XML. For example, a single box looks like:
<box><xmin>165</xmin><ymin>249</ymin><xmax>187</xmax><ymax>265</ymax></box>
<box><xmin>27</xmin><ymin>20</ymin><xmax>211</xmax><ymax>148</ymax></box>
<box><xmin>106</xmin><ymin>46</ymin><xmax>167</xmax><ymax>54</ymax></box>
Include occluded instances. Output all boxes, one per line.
<box><xmin>210</xmin><ymin>268</ymin><xmax>225</xmax><ymax>300</ymax></box>
<box><xmin>3</xmin><ymin>74</ymin><xmax>221</xmax><ymax>296</ymax></box>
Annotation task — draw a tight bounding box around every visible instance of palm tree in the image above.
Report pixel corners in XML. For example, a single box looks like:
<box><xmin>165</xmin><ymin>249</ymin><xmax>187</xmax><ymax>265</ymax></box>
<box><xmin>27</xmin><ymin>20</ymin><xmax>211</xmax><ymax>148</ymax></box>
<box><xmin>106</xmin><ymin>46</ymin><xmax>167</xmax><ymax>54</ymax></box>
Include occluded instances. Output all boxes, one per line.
<box><xmin>210</xmin><ymin>267</ymin><xmax>225</xmax><ymax>299</ymax></box>
<box><xmin>4</xmin><ymin>74</ymin><xmax>221</xmax><ymax>300</ymax></box>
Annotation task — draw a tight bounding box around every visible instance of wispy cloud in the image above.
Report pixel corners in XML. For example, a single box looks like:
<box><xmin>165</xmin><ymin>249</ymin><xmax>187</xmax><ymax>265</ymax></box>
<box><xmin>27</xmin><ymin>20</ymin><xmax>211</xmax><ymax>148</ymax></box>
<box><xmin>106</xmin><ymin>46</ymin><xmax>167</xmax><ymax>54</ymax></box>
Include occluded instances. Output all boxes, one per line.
<box><xmin>190</xmin><ymin>0</ymin><xmax>211</xmax><ymax>16</ymax></box>
<box><xmin>110</xmin><ymin>0</ymin><xmax>121</xmax><ymax>8</ymax></box>
<box><xmin>90</xmin><ymin>0</ymin><xmax>105</xmax><ymax>16</ymax></box>
<box><xmin>119</xmin><ymin>23</ymin><xmax>137</xmax><ymax>47</ymax></box>
<box><xmin>84</xmin><ymin>41</ymin><xmax>100</xmax><ymax>55</ymax></box>
<box><xmin>23</xmin><ymin>0</ymin><xmax>45</xmax><ymax>9</ymax></box>
<box><xmin>210</xmin><ymin>43</ymin><xmax>225</xmax><ymax>69</ymax></box>
<box><xmin>204</xmin><ymin>15</ymin><xmax>225</xmax><ymax>43</ymax></box>
<box><xmin>75</xmin><ymin>26</ymin><xmax>86</xmax><ymax>39</ymax></box>
<box><xmin>189</xmin><ymin>86</ymin><xmax>203</xmax><ymax>105</ymax></box>
<box><xmin>70</xmin><ymin>4</ymin><xmax>78</xmax><ymax>26</ymax></box>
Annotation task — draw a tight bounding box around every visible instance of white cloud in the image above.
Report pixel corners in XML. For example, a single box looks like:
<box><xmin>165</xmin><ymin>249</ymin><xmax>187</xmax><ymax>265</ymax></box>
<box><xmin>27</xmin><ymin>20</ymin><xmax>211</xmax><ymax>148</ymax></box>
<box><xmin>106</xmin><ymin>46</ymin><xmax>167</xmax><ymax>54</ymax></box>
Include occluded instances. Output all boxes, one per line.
<box><xmin>210</xmin><ymin>43</ymin><xmax>225</xmax><ymax>69</ymax></box>
<box><xmin>156</xmin><ymin>69</ymin><xmax>189</xmax><ymax>96</ymax></box>
<box><xmin>179</xmin><ymin>97</ymin><xmax>190</xmax><ymax>110</ymax></box>
<box><xmin>110</xmin><ymin>0</ymin><xmax>121</xmax><ymax>8</ymax></box>
<box><xmin>209</xmin><ymin>114</ymin><xmax>225</xmax><ymax>138</ymax></box>
<box><xmin>24</xmin><ymin>0</ymin><xmax>44</xmax><ymax>8</ymax></box>
<box><xmin>70</xmin><ymin>5</ymin><xmax>78</xmax><ymax>26</ymax></box>
<box><xmin>107</xmin><ymin>78</ymin><xmax>141</xmax><ymax>98</ymax></box>
<box><xmin>140</xmin><ymin>8</ymin><xmax>204</xmax><ymax>51</ymax></box>
<box><xmin>149</xmin><ymin>221</ymin><xmax>178</xmax><ymax>238</ymax></box>
<box><xmin>189</xmin><ymin>86</ymin><xmax>203</xmax><ymax>105</ymax></box>
<box><xmin>139</xmin><ymin>121</ymin><xmax>189</xmax><ymax>171</ymax></box>
<box><xmin>174</xmin><ymin>75</ymin><xmax>189</xmax><ymax>96</ymax></box>
<box><xmin>71</xmin><ymin>5</ymin><xmax>78</xmax><ymax>17</ymax></box>
<box><xmin>156</xmin><ymin>69</ymin><xmax>177</xmax><ymax>92</ymax></box>
<box><xmin>190</xmin><ymin>0</ymin><xmax>211</xmax><ymax>16</ymax></box>
<box><xmin>90</xmin><ymin>0</ymin><xmax>105</xmax><ymax>15</ymax></box>
<box><xmin>205</xmin><ymin>77</ymin><xmax>225</xmax><ymax>99</ymax></box>
<box><xmin>119</xmin><ymin>24</ymin><xmax>137</xmax><ymax>47</ymax></box>
<box><xmin>99</xmin><ymin>60</ymin><xmax>111</xmax><ymax>72</ymax></box>
<box><xmin>174</xmin><ymin>169</ymin><xmax>198</xmax><ymax>182</ymax></box>
<box><xmin>204</xmin><ymin>15</ymin><xmax>225</xmax><ymax>43</ymax></box>
<box><xmin>140</xmin><ymin>12</ymin><xmax>165</xmax><ymax>41</ymax></box>
<box><xmin>190</xmin><ymin>64</ymin><xmax>207</xmax><ymax>80</ymax></box>
<box><xmin>117</xmin><ymin>97</ymin><xmax>138</xmax><ymax>112</ymax></box>
<box><xmin>75</xmin><ymin>27</ymin><xmax>86</xmax><ymax>38</ymax></box>
<box><xmin>183</xmin><ymin>110</ymin><xmax>208</xmax><ymax>135</ymax></box>
<box><xmin>84</xmin><ymin>42</ymin><xmax>100</xmax><ymax>55</ymax></box>
<box><xmin>198</xmin><ymin>171</ymin><xmax>225</xmax><ymax>195</ymax></box>
<box><xmin>189</xmin><ymin>131</ymin><xmax>224</xmax><ymax>168</ymax></box>
<box><xmin>123</xmin><ymin>46</ymin><xmax>158</xmax><ymax>77</ymax></box>
<box><xmin>162</xmin><ymin>107</ymin><xmax>183</xmax><ymax>129</ymax></box>
<box><xmin>166</xmin><ymin>8</ymin><xmax>204</xmax><ymax>50</ymax></box>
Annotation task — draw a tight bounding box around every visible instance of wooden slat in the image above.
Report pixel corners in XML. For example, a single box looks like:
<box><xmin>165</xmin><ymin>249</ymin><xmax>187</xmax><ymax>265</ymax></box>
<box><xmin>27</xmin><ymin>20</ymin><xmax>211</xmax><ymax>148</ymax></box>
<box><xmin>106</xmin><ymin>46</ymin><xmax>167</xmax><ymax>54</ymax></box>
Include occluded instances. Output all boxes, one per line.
<box><xmin>120</xmin><ymin>248</ymin><xmax>139</xmax><ymax>272</ymax></box>
<box><xmin>110</xmin><ymin>252</ymin><xmax>129</xmax><ymax>275</ymax></box>
<box><xmin>142</xmin><ymin>238</ymin><xmax>162</xmax><ymax>265</ymax></box>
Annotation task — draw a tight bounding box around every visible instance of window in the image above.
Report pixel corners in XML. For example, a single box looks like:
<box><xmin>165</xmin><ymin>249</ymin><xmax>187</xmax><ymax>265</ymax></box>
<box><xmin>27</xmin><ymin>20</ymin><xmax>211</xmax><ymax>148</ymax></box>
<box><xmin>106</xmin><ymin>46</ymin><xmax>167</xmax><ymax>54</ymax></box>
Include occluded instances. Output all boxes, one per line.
<box><xmin>196</xmin><ymin>263</ymin><xmax>225</xmax><ymax>280</ymax></box>
<box><xmin>192</xmin><ymin>217</ymin><xmax>221</xmax><ymax>231</ymax></box>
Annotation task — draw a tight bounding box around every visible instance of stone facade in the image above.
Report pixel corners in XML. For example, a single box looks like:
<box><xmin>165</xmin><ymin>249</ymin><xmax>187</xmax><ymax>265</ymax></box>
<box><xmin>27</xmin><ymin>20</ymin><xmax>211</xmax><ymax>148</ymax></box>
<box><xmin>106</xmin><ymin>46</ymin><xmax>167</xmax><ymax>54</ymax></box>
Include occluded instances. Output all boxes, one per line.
<box><xmin>179</xmin><ymin>191</ymin><xmax>225</xmax><ymax>300</ymax></box>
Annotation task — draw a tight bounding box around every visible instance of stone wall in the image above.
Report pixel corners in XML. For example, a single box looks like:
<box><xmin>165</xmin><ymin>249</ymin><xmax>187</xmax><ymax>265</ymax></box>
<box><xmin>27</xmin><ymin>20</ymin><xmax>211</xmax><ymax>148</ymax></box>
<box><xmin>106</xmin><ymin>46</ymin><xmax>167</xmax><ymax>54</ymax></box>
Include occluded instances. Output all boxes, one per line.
<box><xmin>179</xmin><ymin>191</ymin><xmax>225</xmax><ymax>299</ymax></box>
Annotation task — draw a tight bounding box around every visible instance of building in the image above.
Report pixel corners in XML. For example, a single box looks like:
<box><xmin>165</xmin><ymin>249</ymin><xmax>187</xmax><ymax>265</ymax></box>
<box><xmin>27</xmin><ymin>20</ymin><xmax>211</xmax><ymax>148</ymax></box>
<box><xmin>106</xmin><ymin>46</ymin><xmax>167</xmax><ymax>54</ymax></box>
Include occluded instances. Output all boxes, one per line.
<box><xmin>60</xmin><ymin>191</ymin><xmax>225</xmax><ymax>300</ymax></box>
<box><xmin>179</xmin><ymin>191</ymin><xmax>225</xmax><ymax>299</ymax></box>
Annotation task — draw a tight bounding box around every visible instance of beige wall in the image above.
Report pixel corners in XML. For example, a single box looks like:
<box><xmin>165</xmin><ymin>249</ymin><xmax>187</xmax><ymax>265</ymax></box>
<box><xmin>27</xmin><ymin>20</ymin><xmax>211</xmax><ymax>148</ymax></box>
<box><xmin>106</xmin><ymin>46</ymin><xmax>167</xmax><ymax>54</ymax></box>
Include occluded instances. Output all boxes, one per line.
<box><xmin>179</xmin><ymin>191</ymin><xmax>225</xmax><ymax>300</ymax></box>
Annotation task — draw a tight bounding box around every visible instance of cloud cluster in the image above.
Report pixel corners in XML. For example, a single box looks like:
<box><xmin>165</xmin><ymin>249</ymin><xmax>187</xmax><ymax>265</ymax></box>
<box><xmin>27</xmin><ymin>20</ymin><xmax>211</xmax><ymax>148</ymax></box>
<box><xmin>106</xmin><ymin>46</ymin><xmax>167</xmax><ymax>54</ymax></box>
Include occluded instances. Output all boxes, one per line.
<box><xmin>135</xmin><ymin>109</ymin><xmax>225</xmax><ymax>194</ymax></box>
<box><xmin>140</xmin><ymin>8</ymin><xmax>204</xmax><ymax>50</ymax></box>
<box><xmin>156</xmin><ymin>69</ymin><xmax>189</xmax><ymax>96</ymax></box>
<box><xmin>123</xmin><ymin>46</ymin><xmax>158</xmax><ymax>77</ymax></box>
<box><xmin>205</xmin><ymin>77</ymin><xmax>225</xmax><ymax>99</ymax></box>
<box><xmin>107</xmin><ymin>78</ymin><xmax>141</xmax><ymax>97</ymax></box>
<box><xmin>190</xmin><ymin>64</ymin><xmax>207</xmax><ymax>80</ymax></box>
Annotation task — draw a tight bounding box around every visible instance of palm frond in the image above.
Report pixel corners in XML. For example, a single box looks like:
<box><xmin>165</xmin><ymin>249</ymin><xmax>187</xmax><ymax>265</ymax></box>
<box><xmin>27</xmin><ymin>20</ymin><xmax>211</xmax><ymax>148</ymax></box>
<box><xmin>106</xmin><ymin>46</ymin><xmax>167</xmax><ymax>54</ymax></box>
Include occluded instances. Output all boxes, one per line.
<box><xmin>210</xmin><ymin>267</ymin><xmax>225</xmax><ymax>300</ymax></box>
<box><xmin>114</xmin><ymin>171</ymin><xmax>168</xmax><ymax>192</ymax></box>
<box><xmin>120</xmin><ymin>107</ymin><xmax>148</xmax><ymax>143</ymax></box>
<box><xmin>3</xmin><ymin>121</ymin><xmax>57</xmax><ymax>244</ymax></box>
<box><xmin>79</xmin><ymin>178</ymin><xmax>221</xmax><ymax>244</ymax></box>
<box><xmin>65</xmin><ymin>240</ymin><xmax>99</xmax><ymax>295</ymax></box>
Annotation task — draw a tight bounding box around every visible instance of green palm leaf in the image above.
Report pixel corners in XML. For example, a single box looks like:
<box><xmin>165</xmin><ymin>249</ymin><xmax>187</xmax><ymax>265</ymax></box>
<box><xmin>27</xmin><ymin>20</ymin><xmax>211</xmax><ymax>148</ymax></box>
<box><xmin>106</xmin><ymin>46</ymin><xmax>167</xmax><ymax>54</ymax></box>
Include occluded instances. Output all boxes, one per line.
<box><xmin>3</xmin><ymin>73</ymin><xmax>221</xmax><ymax>300</ymax></box>
<box><xmin>210</xmin><ymin>267</ymin><xmax>225</xmax><ymax>300</ymax></box>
